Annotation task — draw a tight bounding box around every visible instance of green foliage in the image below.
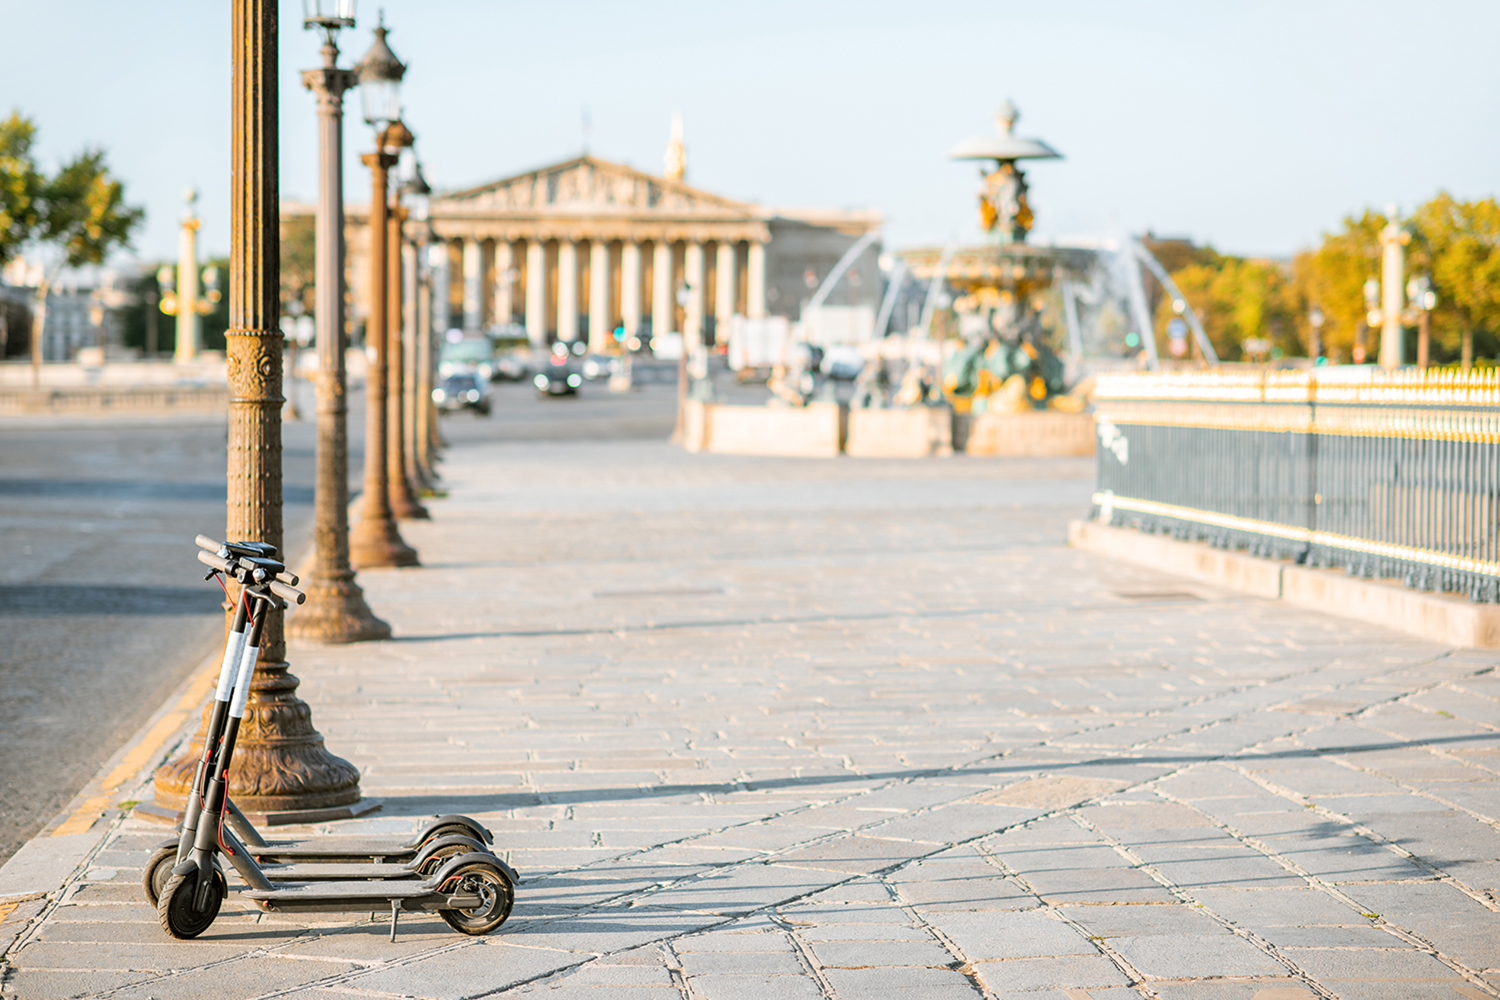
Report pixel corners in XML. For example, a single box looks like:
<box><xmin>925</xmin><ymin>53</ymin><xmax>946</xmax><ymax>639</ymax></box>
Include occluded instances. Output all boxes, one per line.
<box><xmin>0</xmin><ymin>112</ymin><xmax>43</xmax><ymax>267</ymax></box>
<box><xmin>1158</xmin><ymin>195</ymin><xmax>1500</xmax><ymax>364</ymax></box>
<box><xmin>0</xmin><ymin>109</ymin><xmax>142</xmax><ymax>276</ymax></box>
<box><xmin>280</xmin><ymin>212</ymin><xmax>315</xmax><ymax>314</ymax></box>
<box><xmin>1155</xmin><ymin>256</ymin><xmax>1297</xmax><ymax>361</ymax></box>
<box><xmin>40</xmin><ymin>147</ymin><xmax>143</xmax><ymax>269</ymax></box>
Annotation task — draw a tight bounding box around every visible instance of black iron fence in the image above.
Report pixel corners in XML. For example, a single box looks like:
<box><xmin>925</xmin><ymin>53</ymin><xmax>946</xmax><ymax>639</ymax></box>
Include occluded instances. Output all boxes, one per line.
<box><xmin>1092</xmin><ymin>369</ymin><xmax>1500</xmax><ymax>602</ymax></box>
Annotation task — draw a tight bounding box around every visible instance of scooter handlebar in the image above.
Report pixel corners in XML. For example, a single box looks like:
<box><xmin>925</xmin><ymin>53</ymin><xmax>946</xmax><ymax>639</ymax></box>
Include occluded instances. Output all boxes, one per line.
<box><xmin>196</xmin><ymin>549</ymin><xmax>232</xmax><ymax>573</ymax></box>
<box><xmin>269</xmin><ymin>580</ymin><xmax>306</xmax><ymax>605</ymax></box>
<box><xmin>195</xmin><ymin>534</ymin><xmax>222</xmax><ymax>553</ymax></box>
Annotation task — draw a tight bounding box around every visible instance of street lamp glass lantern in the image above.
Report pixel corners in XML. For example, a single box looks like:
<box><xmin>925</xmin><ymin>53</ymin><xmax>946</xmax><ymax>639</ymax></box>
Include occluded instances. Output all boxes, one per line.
<box><xmin>355</xmin><ymin>20</ymin><xmax>406</xmax><ymax>128</ymax></box>
<box><xmin>303</xmin><ymin>0</ymin><xmax>355</xmax><ymax>29</ymax></box>
<box><xmin>402</xmin><ymin>160</ymin><xmax>432</xmax><ymax>223</ymax></box>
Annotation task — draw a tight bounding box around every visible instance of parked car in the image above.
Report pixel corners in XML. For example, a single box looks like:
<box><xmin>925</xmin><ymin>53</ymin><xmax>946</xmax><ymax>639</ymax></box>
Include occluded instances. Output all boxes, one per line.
<box><xmin>580</xmin><ymin>354</ymin><xmax>616</xmax><ymax>380</ymax></box>
<box><xmin>433</xmin><ymin>372</ymin><xmax>492</xmax><ymax>415</ymax></box>
<box><xmin>438</xmin><ymin>336</ymin><xmax>496</xmax><ymax>382</ymax></box>
<box><xmin>533</xmin><ymin>349</ymin><xmax>582</xmax><ymax>397</ymax></box>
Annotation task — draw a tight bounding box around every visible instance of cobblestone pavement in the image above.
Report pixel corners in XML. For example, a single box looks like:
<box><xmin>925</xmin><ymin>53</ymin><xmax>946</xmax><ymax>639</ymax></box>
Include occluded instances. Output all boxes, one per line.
<box><xmin>5</xmin><ymin>438</ymin><xmax>1500</xmax><ymax>1000</ymax></box>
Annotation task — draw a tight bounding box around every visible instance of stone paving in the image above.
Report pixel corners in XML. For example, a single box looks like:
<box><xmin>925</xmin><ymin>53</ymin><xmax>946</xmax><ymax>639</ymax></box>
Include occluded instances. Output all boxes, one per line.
<box><xmin>4</xmin><ymin>439</ymin><xmax>1500</xmax><ymax>999</ymax></box>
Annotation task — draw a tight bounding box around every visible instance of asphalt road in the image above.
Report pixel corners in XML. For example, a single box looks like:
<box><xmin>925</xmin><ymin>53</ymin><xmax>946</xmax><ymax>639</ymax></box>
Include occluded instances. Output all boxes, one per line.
<box><xmin>0</xmin><ymin>370</ymin><xmax>678</xmax><ymax>866</ymax></box>
<box><xmin>0</xmin><ymin>407</ymin><xmax>323</xmax><ymax>865</ymax></box>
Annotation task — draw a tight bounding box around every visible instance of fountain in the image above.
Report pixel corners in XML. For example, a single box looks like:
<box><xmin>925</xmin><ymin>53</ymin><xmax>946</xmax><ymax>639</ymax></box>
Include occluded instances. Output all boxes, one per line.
<box><xmin>898</xmin><ymin>101</ymin><xmax>1199</xmax><ymax>417</ymax></box>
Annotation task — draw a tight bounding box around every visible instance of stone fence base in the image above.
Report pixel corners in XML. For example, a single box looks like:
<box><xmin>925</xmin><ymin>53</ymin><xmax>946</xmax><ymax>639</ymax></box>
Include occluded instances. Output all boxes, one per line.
<box><xmin>0</xmin><ymin>386</ymin><xmax>230</xmax><ymax>415</ymax></box>
<box><xmin>683</xmin><ymin>401</ymin><xmax>1094</xmax><ymax>458</ymax></box>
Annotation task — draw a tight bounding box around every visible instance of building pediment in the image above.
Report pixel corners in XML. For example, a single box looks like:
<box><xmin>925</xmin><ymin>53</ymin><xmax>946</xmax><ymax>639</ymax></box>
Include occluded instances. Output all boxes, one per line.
<box><xmin>437</xmin><ymin>156</ymin><xmax>760</xmax><ymax>220</ymax></box>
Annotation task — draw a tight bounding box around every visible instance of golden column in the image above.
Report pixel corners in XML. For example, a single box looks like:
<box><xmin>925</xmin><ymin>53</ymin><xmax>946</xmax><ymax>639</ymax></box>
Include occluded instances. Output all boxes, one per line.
<box><xmin>386</xmin><ymin>171</ymin><xmax>427</xmax><ymax>520</ymax></box>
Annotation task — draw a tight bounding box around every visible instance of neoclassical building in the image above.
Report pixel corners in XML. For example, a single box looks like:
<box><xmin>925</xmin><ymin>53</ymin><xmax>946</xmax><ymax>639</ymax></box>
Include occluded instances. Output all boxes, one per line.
<box><xmin>309</xmin><ymin>146</ymin><xmax>882</xmax><ymax>352</ymax></box>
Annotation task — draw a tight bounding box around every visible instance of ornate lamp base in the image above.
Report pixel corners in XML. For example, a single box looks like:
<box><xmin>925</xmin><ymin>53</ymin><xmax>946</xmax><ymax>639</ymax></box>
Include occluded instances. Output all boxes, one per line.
<box><xmin>154</xmin><ymin>660</ymin><xmax>362</xmax><ymax>813</ymax></box>
<box><xmin>391</xmin><ymin>487</ymin><xmax>430</xmax><ymax>521</ymax></box>
<box><xmin>350</xmin><ymin>508</ymin><xmax>419</xmax><ymax>568</ymax></box>
<box><xmin>287</xmin><ymin>572</ymin><xmax>391</xmax><ymax>643</ymax></box>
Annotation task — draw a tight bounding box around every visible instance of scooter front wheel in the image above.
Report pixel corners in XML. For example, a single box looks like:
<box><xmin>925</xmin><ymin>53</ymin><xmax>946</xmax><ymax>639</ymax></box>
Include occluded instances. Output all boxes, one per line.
<box><xmin>141</xmin><ymin>846</ymin><xmax>177</xmax><ymax>906</ymax></box>
<box><xmin>439</xmin><ymin>862</ymin><xmax>514</xmax><ymax>936</ymax></box>
<box><xmin>157</xmin><ymin>867</ymin><xmax>225</xmax><ymax>939</ymax></box>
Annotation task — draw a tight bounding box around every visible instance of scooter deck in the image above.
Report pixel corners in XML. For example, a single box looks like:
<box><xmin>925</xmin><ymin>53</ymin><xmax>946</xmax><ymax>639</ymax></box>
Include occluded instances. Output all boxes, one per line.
<box><xmin>245</xmin><ymin>838</ymin><xmax>426</xmax><ymax>861</ymax></box>
<box><xmin>242</xmin><ymin>880</ymin><xmax>481</xmax><ymax>913</ymax></box>
<box><xmin>256</xmin><ymin>862</ymin><xmax>417</xmax><ymax>881</ymax></box>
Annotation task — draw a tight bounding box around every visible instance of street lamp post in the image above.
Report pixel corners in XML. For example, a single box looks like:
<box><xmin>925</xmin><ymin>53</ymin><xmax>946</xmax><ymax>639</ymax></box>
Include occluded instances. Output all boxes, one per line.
<box><xmin>155</xmin><ymin>0</ymin><xmax>362</xmax><ymax>818</ymax></box>
<box><xmin>403</xmin><ymin>159</ymin><xmax>437</xmax><ymax>492</ymax></box>
<box><xmin>385</xmin><ymin>146</ymin><xmax>427</xmax><ymax>521</ymax></box>
<box><xmin>1407</xmin><ymin>275</ymin><xmax>1437</xmax><ymax>370</ymax></box>
<box><xmin>159</xmin><ymin>189</ymin><xmax>220</xmax><ymax>364</ymax></box>
<box><xmin>158</xmin><ymin>190</ymin><xmax>221</xmax><ymax>364</ymax></box>
<box><xmin>289</xmin><ymin>0</ymin><xmax>390</xmax><ymax>643</ymax></box>
<box><xmin>349</xmin><ymin>17</ymin><xmax>417</xmax><ymax>568</ymax></box>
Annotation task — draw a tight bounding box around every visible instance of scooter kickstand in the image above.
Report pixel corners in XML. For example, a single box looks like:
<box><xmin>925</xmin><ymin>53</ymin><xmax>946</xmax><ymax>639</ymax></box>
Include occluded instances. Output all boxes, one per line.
<box><xmin>389</xmin><ymin>898</ymin><xmax>400</xmax><ymax>942</ymax></box>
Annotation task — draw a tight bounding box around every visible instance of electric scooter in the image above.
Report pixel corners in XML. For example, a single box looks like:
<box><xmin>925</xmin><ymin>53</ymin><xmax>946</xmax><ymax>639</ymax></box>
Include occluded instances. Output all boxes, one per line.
<box><xmin>155</xmin><ymin>540</ymin><xmax>516</xmax><ymax>940</ymax></box>
<box><xmin>142</xmin><ymin>537</ymin><xmax>502</xmax><ymax>905</ymax></box>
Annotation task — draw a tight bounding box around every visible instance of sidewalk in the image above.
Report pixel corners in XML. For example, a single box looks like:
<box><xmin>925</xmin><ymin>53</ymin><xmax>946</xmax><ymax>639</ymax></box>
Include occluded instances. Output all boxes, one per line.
<box><xmin>4</xmin><ymin>439</ymin><xmax>1500</xmax><ymax>999</ymax></box>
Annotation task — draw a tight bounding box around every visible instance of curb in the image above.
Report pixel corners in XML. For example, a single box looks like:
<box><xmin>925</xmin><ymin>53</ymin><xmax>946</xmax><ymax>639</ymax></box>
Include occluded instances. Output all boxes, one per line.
<box><xmin>1069</xmin><ymin>519</ymin><xmax>1500</xmax><ymax>648</ymax></box>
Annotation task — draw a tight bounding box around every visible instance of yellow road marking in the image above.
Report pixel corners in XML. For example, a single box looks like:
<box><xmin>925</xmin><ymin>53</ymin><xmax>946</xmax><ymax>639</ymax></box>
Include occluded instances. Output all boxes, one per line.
<box><xmin>51</xmin><ymin>660</ymin><xmax>218</xmax><ymax>837</ymax></box>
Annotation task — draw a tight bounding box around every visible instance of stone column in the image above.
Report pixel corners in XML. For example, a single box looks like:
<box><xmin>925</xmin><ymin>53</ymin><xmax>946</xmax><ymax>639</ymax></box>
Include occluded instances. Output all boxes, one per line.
<box><xmin>462</xmin><ymin>238</ymin><xmax>483</xmax><ymax>332</ymax></box>
<box><xmin>747</xmin><ymin>240</ymin><xmax>767</xmax><ymax>319</ymax></box>
<box><xmin>716</xmin><ymin>240</ymin><xmax>737</xmax><ymax>330</ymax></box>
<box><xmin>387</xmin><ymin>204</ymin><xmax>426</xmax><ymax>521</ymax></box>
<box><xmin>289</xmin><ymin>37</ymin><xmax>387</xmax><ymax>644</ymax></box>
<box><xmin>558</xmin><ymin>239</ymin><xmax>579</xmax><ymax>344</ymax></box>
<box><xmin>652</xmin><ymin>240</ymin><xmax>673</xmax><ymax>340</ymax></box>
<box><xmin>494</xmin><ymin>241</ymin><xmax>514</xmax><ymax>327</ymax></box>
<box><xmin>621</xmin><ymin>241</ymin><xmax>642</xmax><ymax>338</ymax></box>
<box><xmin>156</xmin><ymin>0</ymin><xmax>362</xmax><ymax>815</ymax></box>
<box><xmin>525</xmin><ymin>239</ymin><xmax>547</xmax><ymax>348</ymax></box>
<box><xmin>588</xmin><ymin>239</ymin><xmax>611</xmax><ymax>352</ymax></box>
<box><xmin>430</xmin><ymin>239</ymin><xmax>451</xmax><ymax>334</ymax></box>
<box><xmin>684</xmin><ymin>240</ymin><xmax>705</xmax><ymax>351</ymax></box>
<box><xmin>350</xmin><ymin>144</ymin><xmax>417</xmax><ymax>568</ymax></box>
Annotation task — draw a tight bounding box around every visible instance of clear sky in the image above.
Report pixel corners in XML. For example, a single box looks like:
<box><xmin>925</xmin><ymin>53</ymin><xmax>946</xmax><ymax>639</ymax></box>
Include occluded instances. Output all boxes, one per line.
<box><xmin>3</xmin><ymin>0</ymin><xmax>1496</xmax><ymax>265</ymax></box>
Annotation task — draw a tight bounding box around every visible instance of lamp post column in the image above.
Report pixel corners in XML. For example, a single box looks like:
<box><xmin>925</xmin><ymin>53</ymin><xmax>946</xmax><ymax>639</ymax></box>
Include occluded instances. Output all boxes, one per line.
<box><xmin>350</xmin><ymin>145</ymin><xmax>418</xmax><ymax>567</ymax></box>
<box><xmin>1378</xmin><ymin>213</ymin><xmax>1406</xmax><ymax>371</ymax></box>
<box><xmin>290</xmin><ymin>38</ymin><xmax>390</xmax><ymax>643</ymax></box>
<box><xmin>387</xmin><ymin>201</ymin><xmax>427</xmax><ymax>519</ymax></box>
<box><xmin>415</xmin><ymin>238</ymin><xmax>436</xmax><ymax>484</ymax></box>
<box><xmin>156</xmin><ymin>0</ymin><xmax>362</xmax><ymax>815</ymax></box>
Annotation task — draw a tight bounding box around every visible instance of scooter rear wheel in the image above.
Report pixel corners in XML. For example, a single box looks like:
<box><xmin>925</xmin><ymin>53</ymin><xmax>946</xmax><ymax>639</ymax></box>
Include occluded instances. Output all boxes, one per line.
<box><xmin>142</xmin><ymin>845</ymin><xmax>177</xmax><ymax>906</ymax></box>
<box><xmin>419</xmin><ymin>842</ymin><xmax>473</xmax><ymax>877</ymax></box>
<box><xmin>439</xmin><ymin>862</ymin><xmax>514</xmax><ymax>936</ymax></box>
<box><xmin>423</xmin><ymin>823</ymin><xmax>488</xmax><ymax>848</ymax></box>
<box><xmin>157</xmin><ymin>867</ymin><xmax>225</xmax><ymax>940</ymax></box>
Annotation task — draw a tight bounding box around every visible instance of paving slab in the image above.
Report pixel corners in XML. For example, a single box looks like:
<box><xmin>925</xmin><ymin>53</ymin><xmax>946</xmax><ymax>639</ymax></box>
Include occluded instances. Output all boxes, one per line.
<box><xmin>4</xmin><ymin>437</ymin><xmax>1500</xmax><ymax>999</ymax></box>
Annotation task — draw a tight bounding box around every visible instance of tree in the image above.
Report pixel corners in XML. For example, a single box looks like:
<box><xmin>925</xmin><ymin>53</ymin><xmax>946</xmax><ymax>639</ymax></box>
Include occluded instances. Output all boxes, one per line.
<box><xmin>0</xmin><ymin>112</ymin><xmax>43</xmax><ymax>267</ymax></box>
<box><xmin>0</xmin><ymin>110</ymin><xmax>144</xmax><ymax>384</ymax></box>
<box><xmin>1411</xmin><ymin>193</ymin><xmax>1500</xmax><ymax>365</ymax></box>
<box><xmin>1154</xmin><ymin>254</ymin><xmax>1297</xmax><ymax>361</ymax></box>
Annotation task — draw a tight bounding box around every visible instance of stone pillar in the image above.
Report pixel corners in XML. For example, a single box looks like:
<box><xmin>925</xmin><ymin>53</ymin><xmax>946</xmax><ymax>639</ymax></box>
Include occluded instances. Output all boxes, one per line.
<box><xmin>462</xmin><ymin>238</ymin><xmax>483</xmax><ymax>332</ymax></box>
<box><xmin>525</xmin><ymin>239</ymin><xmax>546</xmax><ymax>348</ymax></box>
<box><xmin>652</xmin><ymin>240</ymin><xmax>673</xmax><ymax>340</ymax></box>
<box><xmin>588</xmin><ymin>239</ymin><xmax>611</xmax><ymax>352</ymax></box>
<box><xmin>621</xmin><ymin>241</ymin><xmax>642</xmax><ymax>338</ymax></box>
<box><xmin>716</xmin><ymin>240</ymin><xmax>737</xmax><ymax>330</ymax></box>
<box><xmin>557</xmin><ymin>239</ymin><xmax>579</xmax><ymax>344</ymax></box>
<box><xmin>427</xmin><ymin>239</ymin><xmax>449</xmax><ymax>335</ymax></box>
<box><xmin>684</xmin><ymin>241</ymin><xmax>705</xmax><ymax>351</ymax></box>
<box><xmin>156</xmin><ymin>0</ymin><xmax>362</xmax><ymax>815</ymax></box>
<box><xmin>494</xmin><ymin>241</ymin><xmax>514</xmax><ymax>327</ymax></box>
<box><xmin>747</xmin><ymin>240</ymin><xmax>767</xmax><ymax>319</ymax></box>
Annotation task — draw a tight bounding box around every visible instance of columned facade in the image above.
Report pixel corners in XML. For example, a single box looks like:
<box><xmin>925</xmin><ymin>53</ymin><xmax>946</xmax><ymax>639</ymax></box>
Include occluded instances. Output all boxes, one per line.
<box><xmin>310</xmin><ymin>155</ymin><xmax>879</xmax><ymax>352</ymax></box>
<box><xmin>588</xmin><ymin>239</ymin><xmax>611</xmax><ymax>352</ymax></box>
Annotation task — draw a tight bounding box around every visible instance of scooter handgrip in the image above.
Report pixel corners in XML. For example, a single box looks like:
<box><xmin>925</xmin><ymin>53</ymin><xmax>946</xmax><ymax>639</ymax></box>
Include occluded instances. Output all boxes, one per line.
<box><xmin>269</xmin><ymin>580</ymin><xmax>306</xmax><ymax>605</ymax></box>
<box><xmin>196</xmin><ymin>534</ymin><xmax>224</xmax><ymax>553</ymax></box>
<box><xmin>197</xmin><ymin>549</ymin><xmax>232</xmax><ymax>573</ymax></box>
<box><xmin>276</xmin><ymin>570</ymin><xmax>300</xmax><ymax>587</ymax></box>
